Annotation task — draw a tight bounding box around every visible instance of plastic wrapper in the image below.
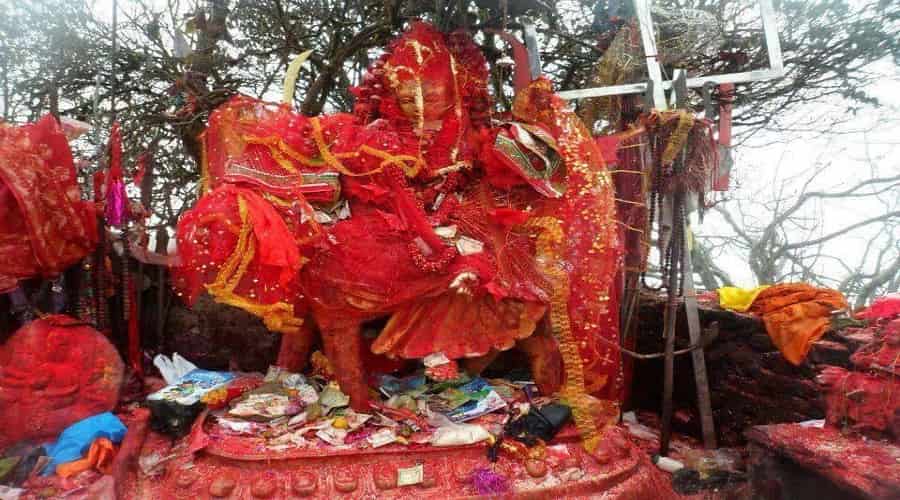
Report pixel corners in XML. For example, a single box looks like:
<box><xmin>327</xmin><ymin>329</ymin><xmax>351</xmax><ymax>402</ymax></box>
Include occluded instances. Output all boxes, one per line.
<box><xmin>147</xmin><ymin>369</ymin><xmax>234</xmax><ymax>436</ymax></box>
<box><xmin>428</xmin><ymin>411</ymin><xmax>493</xmax><ymax>447</ymax></box>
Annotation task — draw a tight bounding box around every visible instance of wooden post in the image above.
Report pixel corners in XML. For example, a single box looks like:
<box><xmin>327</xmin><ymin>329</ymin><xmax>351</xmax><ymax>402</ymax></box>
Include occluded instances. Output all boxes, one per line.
<box><xmin>155</xmin><ymin>227</ymin><xmax>168</xmax><ymax>346</ymax></box>
<box><xmin>660</xmin><ymin>70</ymin><xmax>717</xmax><ymax>454</ymax></box>
<box><xmin>682</xmin><ymin>224</ymin><xmax>718</xmax><ymax>449</ymax></box>
<box><xmin>674</xmin><ymin>71</ymin><xmax>717</xmax><ymax>449</ymax></box>
<box><xmin>659</xmin><ymin>192</ymin><xmax>681</xmax><ymax>456</ymax></box>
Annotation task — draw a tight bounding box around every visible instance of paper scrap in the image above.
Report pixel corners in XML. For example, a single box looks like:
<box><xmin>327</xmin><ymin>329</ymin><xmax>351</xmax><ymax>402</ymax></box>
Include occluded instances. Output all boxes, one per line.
<box><xmin>315</xmin><ymin>428</ymin><xmax>348</xmax><ymax>446</ymax></box>
<box><xmin>397</xmin><ymin>463</ymin><xmax>424</xmax><ymax>486</ymax></box>
<box><xmin>367</xmin><ymin>428</ymin><xmax>398</xmax><ymax>448</ymax></box>
<box><xmin>423</xmin><ymin>352</ymin><xmax>451</xmax><ymax>368</ymax></box>
<box><xmin>434</xmin><ymin>225</ymin><xmax>458</xmax><ymax>238</ymax></box>
<box><xmin>456</xmin><ymin>236</ymin><xmax>484</xmax><ymax>255</ymax></box>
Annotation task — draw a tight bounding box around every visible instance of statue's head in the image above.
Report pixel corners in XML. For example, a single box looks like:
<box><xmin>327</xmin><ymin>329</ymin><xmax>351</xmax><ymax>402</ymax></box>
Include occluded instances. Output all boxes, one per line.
<box><xmin>383</xmin><ymin>23</ymin><xmax>457</xmax><ymax>126</ymax></box>
<box><xmin>352</xmin><ymin>22</ymin><xmax>491</xmax><ymax>132</ymax></box>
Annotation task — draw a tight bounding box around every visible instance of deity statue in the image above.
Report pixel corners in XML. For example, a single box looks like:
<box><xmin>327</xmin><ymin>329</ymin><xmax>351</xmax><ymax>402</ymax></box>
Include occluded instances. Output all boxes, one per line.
<box><xmin>173</xmin><ymin>22</ymin><xmax>622</xmax><ymax>450</ymax></box>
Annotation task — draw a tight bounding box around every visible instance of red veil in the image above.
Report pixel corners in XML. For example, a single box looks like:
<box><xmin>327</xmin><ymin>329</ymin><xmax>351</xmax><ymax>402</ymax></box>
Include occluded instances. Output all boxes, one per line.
<box><xmin>0</xmin><ymin>116</ymin><xmax>96</xmax><ymax>292</ymax></box>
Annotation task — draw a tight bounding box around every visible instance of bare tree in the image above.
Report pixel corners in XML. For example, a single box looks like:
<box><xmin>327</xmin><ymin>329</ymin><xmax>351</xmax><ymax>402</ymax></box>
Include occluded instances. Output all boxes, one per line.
<box><xmin>694</xmin><ymin>156</ymin><xmax>900</xmax><ymax>306</ymax></box>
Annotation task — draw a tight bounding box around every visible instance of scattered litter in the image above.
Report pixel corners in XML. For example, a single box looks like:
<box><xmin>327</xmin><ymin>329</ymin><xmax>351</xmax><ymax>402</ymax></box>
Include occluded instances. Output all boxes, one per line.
<box><xmin>0</xmin><ymin>485</ymin><xmax>25</xmax><ymax>500</ymax></box>
<box><xmin>148</xmin><ymin>369</ymin><xmax>234</xmax><ymax>407</ymax></box>
<box><xmin>429</xmin><ymin>412</ymin><xmax>492</xmax><ymax>446</ymax></box>
<box><xmin>653</xmin><ymin>455</ymin><xmax>685</xmax><ymax>474</ymax></box>
<box><xmin>456</xmin><ymin>236</ymin><xmax>484</xmax><ymax>255</ymax></box>
<box><xmin>315</xmin><ymin>427</ymin><xmax>348</xmax><ymax>446</ymax></box>
<box><xmin>147</xmin><ymin>369</ymin><xmax>234</xmax><ymax>436</ymax></box>
<box><xmin>318</xmin><ymin>382</ymin><xmax>350</xmax><ymax>410</ymax></box>
<box><xmin>138</xmin><ymin>452</ymin><xmax>176</xmax><ymax>477</ymax></box>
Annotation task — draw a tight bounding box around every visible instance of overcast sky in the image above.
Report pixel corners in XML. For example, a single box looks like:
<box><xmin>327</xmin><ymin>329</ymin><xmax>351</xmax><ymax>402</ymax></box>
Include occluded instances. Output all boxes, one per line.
<box><xmin>698</xmin><ymin>56</ymin><xmax>900</xmax><ymax>288</ymax></box>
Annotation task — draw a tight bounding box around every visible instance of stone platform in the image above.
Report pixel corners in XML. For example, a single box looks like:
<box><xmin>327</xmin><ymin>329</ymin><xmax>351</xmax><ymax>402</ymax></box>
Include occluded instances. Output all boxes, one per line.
<box><xmin>747</xmin><ymin>423</ymin><xmax>900</xmax><ymax>500</ymax></box>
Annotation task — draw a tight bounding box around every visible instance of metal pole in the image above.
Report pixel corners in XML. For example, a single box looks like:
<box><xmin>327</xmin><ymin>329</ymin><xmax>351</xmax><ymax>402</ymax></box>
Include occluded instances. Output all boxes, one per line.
<box><xmin>110</xmin><ymin>0</ymin><xmax>118</xmax><ymax>121</ymax></box>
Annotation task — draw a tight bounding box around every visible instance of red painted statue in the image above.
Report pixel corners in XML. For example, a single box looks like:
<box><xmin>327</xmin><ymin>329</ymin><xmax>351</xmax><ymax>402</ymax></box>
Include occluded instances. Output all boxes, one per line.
<box><xmin>0</xmin><ymin>315</ymin><xmax>124</xmax><ymax>451</ymax></box>
<box><xmin>173</xmin><ymin>23</ymin><xmax>622</xmax><ymax>450</ymax></box>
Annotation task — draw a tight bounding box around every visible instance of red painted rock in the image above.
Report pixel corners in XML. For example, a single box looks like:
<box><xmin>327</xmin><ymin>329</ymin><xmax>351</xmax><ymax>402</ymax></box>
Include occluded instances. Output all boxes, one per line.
<box><xmin>747</xmin><ymin>423</ymin><xmax>900</xmax><ymax>499</ymax></box>
<box><xmin>291</xmin><ymin>471</ymin><xmax>317</xmax><ymax>496</ymax></box>
<box><xmin>333</xmin><ymin>468</ymin><xmax>358</xmax><ymax>493</ymax></box>
<box><xmin>250</xmin><ymin>473</ymin><xmax>278</xmax><ymax>498</ymax></box>
<box><xmin>525</xmin><ymin>459</ymin><xmax>548</xmax><ymax>478</ymax></box>
<box><xmin>209</xmin><ymin>475</ymin><xmax>237</xmax><ymax>497</ymax></box>
<box><xmin>819</xmin><ymin>365</ymin><xmax>900</xmax><ymax>439</ymax></box>
<box><xmin>373</xmin><ymin>465</ymin><xmax>397</xmax><ymax>490</ymax></box>
<box><xmin>0</xmin><ymin>315</ymin><xmax>124</xmax><ymax>450</ymax></box>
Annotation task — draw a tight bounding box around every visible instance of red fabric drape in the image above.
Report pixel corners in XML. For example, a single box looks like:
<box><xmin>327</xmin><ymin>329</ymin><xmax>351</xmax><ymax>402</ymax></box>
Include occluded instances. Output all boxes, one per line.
<box><xmin>0</xmin><ymin>116</ymin><xmax>97</xmax><ymax>292</ymax></box>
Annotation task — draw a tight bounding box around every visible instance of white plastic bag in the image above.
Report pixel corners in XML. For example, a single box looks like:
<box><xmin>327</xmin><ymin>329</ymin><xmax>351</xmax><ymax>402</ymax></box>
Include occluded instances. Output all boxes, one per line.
<box><xmin>427</xmin><ymin>410</ymin><xmax>492</xmax><ymax>446</ymax></box>
<box><xmin>153</xmin><ymin>352</ymin><xmax>198</xmax><ymax>384</ymax></box>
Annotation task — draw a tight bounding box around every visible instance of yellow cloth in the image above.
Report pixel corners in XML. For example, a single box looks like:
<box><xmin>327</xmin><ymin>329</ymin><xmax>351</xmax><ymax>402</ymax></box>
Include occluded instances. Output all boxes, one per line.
<box><xmin>718</xmin><ymin>285</ymin><xmax>771</xmax><ymax>312</ymax></box>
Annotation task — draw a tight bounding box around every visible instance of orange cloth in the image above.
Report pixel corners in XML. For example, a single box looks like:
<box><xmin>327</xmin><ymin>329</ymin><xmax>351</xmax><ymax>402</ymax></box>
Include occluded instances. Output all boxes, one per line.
<box><xmin>749</xmin><ymin>283</ymin><xmax>848</xmax><ymax>365</ymax></box>
<box><xmin>56</xmin><ymin>438</ymin><xmax>116</xmax><ymax>478</ymax></box>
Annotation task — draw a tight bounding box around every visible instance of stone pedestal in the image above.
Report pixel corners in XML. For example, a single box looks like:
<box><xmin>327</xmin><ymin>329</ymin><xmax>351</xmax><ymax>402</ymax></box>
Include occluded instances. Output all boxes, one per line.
<box><xmin>122</xmin><ymin>426</ymin><xmax>682</xmax><ymax>499</ymax></box>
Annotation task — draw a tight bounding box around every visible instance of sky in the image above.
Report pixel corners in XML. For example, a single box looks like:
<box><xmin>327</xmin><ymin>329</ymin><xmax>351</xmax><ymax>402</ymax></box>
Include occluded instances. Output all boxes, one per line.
<box><xmin>699</xmin><ymin>56</ymin><xmax>900</xmax><ymax>288</ymax></box>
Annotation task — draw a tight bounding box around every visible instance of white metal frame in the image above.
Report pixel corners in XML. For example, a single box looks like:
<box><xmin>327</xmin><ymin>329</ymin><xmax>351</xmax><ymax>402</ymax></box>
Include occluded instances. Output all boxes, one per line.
<box><xmin>557</xmin><ymin>0</ymin><xmax>784</xmax><ymax>108</ymax></box>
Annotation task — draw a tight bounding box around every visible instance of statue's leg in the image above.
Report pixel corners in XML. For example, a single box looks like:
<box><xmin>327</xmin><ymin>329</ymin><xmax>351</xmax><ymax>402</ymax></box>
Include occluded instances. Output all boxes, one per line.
<box><xmin>276</xmin><ymin>320</ymin><xmax>316</xmax><ymax>372</ymax></box>
<box><xmin>461</xmin><ymin>350</ymin><xmax>500</xmax><ymax>376</ymax></box>
<box><xmin>320</xmin><ymin>322</ymin><xmax>369</xmax><ymax>411</ymax></box>
<box><xmin>518</xmin><ymin>316</ymin><xmax>563</xmax><ymax>396</ymax></box>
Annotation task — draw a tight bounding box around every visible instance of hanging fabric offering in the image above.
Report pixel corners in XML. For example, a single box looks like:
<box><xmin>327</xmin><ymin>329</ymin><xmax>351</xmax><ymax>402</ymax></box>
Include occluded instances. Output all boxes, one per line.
<box><xmin>104</xmin><ymin>122</ymin><xmax>127</xmax><ymax>227</ymax></box>
<box><xmin>642</xmin><ymin>110</ymin><xmax>718</xmax><ymax>200</ymax></box>
<box><xmin>0</xmin><ymin>116</ymin><xmax>97</xmax><ymax>292</ymax></box>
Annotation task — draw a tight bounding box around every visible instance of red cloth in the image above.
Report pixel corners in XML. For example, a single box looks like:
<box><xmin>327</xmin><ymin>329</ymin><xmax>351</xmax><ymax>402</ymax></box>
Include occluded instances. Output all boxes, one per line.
<box><xmin>819</xmin><ymin>366</ymin><xmax>900</xmax><ymax>439</ymax></box>
<box><xmin>0</xmin><ymin>116</ymin><xmax>97</xmax><ymax>291</ymax></box>
<box><xmin>857</xmin><ymin>294</ymin><xmax>900</xmax><ymax>320</ymax></box>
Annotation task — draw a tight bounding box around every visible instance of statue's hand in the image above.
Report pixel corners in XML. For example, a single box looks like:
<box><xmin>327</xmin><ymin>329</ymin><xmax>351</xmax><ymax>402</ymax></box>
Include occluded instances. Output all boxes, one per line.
<box><xmin>449</xmin><ymin>271</ymin><xmax>479</xmax><ymax>295</ymax></box>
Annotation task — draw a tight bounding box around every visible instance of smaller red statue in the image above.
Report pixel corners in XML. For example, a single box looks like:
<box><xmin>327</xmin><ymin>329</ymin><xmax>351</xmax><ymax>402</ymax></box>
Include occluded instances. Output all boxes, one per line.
<box><xmin>0</xmin><ymin>315</ymin><xmax>124</xmax><ymax>451</ymax></box>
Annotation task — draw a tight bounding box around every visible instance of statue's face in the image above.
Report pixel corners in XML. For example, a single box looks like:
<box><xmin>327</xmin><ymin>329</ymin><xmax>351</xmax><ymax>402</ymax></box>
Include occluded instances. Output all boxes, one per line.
<box><xmin>395</xmin><ymin>77</ymin><xmax>454</xmax><ymax>124</ymax></box>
